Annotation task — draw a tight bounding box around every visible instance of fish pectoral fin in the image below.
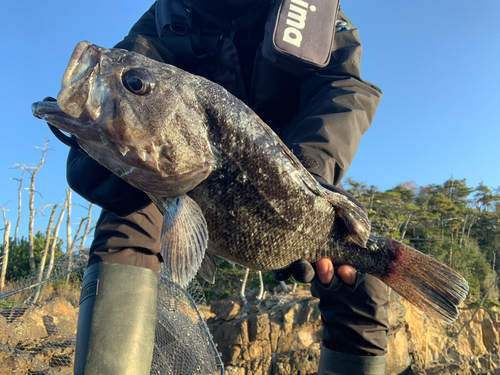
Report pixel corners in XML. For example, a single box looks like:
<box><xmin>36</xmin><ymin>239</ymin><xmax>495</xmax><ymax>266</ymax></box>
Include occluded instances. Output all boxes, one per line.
<box><xmin>198</xmin><ymin>250</ymin><xmax>217</xmax><ymax>284</ymax></box>
<box><xmin>160</xmin><ymin>194</ymin><xmax>208</xmax><ymax>287</ymax></box>
<box><xmin>323</xmin><ymin>189</ymin><xmax>371</xmax><ymax>248</ymax></box>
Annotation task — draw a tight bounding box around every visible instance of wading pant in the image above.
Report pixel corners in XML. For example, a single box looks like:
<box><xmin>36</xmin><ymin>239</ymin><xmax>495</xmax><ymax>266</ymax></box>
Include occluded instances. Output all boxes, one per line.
<box><xmin>88</xmin><ymin>202</ymin><xmax>163</xmax><ymax>274</ymax></box>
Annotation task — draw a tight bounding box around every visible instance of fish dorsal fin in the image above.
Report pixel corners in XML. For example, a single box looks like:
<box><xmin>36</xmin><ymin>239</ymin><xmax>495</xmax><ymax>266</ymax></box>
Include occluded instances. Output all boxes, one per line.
<box><xmin>160</xmin><ymin>194</ymin><xmax>208</xmax><ymax>287</ymax></box>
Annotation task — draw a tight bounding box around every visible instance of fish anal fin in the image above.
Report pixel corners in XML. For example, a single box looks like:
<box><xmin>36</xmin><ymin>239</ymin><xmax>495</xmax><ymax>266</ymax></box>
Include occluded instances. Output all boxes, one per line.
<box><xmin>198</xmin><ymin>250</ymin><xmax>217</xmax><ymax>284</ymax></box>
<box><xmin>159</xmin><ymin>194</ymin><xmax>208</xmax><ymax>287</ymax></box>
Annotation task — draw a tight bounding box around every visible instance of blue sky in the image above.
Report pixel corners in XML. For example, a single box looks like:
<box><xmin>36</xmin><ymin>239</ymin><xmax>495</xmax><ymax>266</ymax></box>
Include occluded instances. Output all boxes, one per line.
<box><xmin>1</xmin><ymin>0</ymin><xmax>499</xmax><ymax>246</ymax></box>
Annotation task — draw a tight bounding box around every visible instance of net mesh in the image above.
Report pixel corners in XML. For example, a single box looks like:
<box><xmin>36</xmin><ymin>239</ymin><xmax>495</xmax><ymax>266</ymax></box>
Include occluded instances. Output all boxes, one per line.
<box><xmin>0</xmin><ymin>251</ymin><xmax>223</xmax><ymax>375</ymax></box>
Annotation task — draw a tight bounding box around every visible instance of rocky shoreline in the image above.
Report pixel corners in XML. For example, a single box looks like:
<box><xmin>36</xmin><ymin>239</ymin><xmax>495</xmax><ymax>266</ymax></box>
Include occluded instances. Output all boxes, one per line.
<box><xmin>207</xmin><ymin>289</ymin><xmax>500</xmax><ymax>375</ymax></box>
<box><xmin>1</xmin><ymin>287</ymin><xmax>499</xmax><ymax>374</ymax></box>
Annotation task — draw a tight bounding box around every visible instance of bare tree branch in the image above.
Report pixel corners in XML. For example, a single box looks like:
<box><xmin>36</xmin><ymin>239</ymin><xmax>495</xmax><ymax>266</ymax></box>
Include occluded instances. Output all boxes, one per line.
<box><xmin>10</xmin><ymin>170</ymin><xmax>25</xmax><ymax>243</ymax></box>
<box><xmin>14</xmin><ymin>138</ymin><xmax>51</xmax><ymax>272</ymax></box>
<box><xmin>42</xmin><ymin>200</ymin><xmax>68</xmax><ymax>284</ymax></box>
<box><xmin>32</xmin><ymin>204</ymin><xmax>58</xmax><ymax>304</ymax></box>
<box><xmin>65</xmin><ymin>190</ymin><xmax>74</xmax><ymax>284</ymax></box>
<box><xmin>78</xmin><ymin>203</ymin><xmax>94</xmax><ymax>250</ymax></box>
<box><xmin>0</xmin><ymin>206</ymin><xmax>11</xmax><ymax>295</ymax></box>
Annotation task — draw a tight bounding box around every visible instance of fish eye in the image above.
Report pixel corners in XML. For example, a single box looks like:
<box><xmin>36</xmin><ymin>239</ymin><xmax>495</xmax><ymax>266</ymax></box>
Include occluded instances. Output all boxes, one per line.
<box><xmin>122</xmin><ymin>69</ymin><xmax>155</xmax><ymax>95</ymax></box>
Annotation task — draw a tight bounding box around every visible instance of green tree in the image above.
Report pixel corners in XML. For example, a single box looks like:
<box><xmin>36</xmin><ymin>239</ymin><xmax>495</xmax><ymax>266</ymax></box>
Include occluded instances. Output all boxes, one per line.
<box><xmin>0</xmin><ymin>233</ymin><xmax>63</xmax><ymax>281</ymax></box>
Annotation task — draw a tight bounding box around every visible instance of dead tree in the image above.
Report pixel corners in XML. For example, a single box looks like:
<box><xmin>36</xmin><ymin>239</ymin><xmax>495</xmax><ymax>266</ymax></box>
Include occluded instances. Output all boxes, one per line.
<box><xmin>0</xmin><ymin>206</ymin><xmax>11</xmax><ymax>295</ymax></box>
<box><xmin>37</xmin><ymin>200</ymin><xmax>68</xmax><ymax>299</ymax></box>
<box><xmin>239</xmin><ymin>268</ymin><xmax>250</xmax><ymax>306</ymax></box>
<box><xmin>10</xmin><ymin>170</ymin><xmax>25</xmax><ymax>243</ymax></box>
<box><xmin>13</xmin><ymin>139</ymin><xmax>51</xmax><ymax>272</ymax></box>
<box><xmin>45</xmin><ymin>200</ymin><xmax>67</xmax><ymax>282</ymax></box>
<box><xmin>239</xmin><ymin>268</ymin><xmax>267</xmax><ymax>306</ymax></box>
<box><xmin>32</xmin><ymin>204</ymin><xmax>58</xmax><ymax>304</ymax></box>
<box><xmin>64</xmin><ymin>190</ymin><xmax>88</xmax><ymax>283</ymax></box>
<box><xmin>78</xmin><ymin>203</ymin><xmax>95</xmax><ymax>250</ymax></box>
<box><xmin>256</xmin><ymin>271</ymin><xmax>265</xmax><ymax>301</ymax></box>
<box><xmin>66</xmin><ymin>189</ymin><xmax>72</xmax><ymax>267</ymax></box>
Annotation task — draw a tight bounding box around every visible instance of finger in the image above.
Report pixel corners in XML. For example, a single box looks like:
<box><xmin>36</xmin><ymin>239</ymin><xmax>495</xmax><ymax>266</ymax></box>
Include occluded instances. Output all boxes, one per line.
<box><xmin>291</xmin><ymin>259</ymin><xmax>315</xmax><ymax>283</ymax></box>
<box><xmin>315</xmin><ymin>258</ymin><xmax>334</xmax><ymax>285</ymax></box>
<box><xmin>337</xmin><ymin>265</ymin><xmax>357</xmax><ymax>285</ymax></box>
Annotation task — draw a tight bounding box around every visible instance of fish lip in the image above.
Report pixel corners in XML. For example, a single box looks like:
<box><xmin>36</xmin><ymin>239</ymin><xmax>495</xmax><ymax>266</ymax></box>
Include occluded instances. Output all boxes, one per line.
<box><xmin>31</xmin><ymin>100</ymin><xmax>63</xmax><ymax>119</ymax></box>
<box><xmin>31</xmin><ymin>99</ymin><xmax>96</xmax><ymax>141</ymax></box>
<box><xmin>31</xmin><ymin>99</ymin><xmax>91</xmax><ymax>125</ymax></box>
<box><xmin>57</xmin><ymin>41</ymin><xmax>101</xmax><ymax>118</ymax></box>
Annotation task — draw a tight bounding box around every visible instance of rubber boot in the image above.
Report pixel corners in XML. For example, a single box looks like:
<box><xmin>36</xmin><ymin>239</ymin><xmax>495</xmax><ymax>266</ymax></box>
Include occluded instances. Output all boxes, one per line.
<box><xmin>317</xmin><ymin>344</ymin><xmax>386</xmax><ymax>375</ymax></box>
<box><xmin>74</xmin><ymin>262</ymin><xmax>158</xmax><ymax>375</ymax></box>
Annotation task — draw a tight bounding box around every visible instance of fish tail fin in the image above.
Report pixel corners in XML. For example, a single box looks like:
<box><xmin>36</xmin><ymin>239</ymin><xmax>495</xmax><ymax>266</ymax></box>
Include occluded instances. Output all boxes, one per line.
<box><xmin>378</xmin><ymin>238</ymin><xmax>469</xmax><ymax>324</ymax></box>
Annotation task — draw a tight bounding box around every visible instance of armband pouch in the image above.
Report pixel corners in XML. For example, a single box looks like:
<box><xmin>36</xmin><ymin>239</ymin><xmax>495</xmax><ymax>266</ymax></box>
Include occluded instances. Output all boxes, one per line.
<box><xmin>263</xmin><ymin>0</ymin><xmax>339</xmax><ymax>76</ymax></box>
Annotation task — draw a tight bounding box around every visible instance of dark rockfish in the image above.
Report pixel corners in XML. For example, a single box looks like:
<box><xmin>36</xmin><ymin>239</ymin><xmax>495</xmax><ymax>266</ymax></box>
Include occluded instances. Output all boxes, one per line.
<box><xmin>32</xmin><ymin>41</ymin><xmax>468</xmax><ymax>323</ymax></box>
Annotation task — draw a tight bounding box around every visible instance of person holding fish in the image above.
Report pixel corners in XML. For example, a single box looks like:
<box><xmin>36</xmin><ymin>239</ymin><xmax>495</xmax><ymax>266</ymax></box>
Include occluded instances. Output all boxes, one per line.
<box><xmin>66</xmin><ymin>0</ymin><xmax>389</xmax><ymax>374</ymax></box>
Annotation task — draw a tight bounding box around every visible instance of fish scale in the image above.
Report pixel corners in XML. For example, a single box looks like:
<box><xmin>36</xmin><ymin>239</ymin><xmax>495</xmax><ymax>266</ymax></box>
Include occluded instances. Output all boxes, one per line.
<box><xmin>32</xmin><ymin>41</ymin><xmax>469</xmax><ymax>324</ymax></box>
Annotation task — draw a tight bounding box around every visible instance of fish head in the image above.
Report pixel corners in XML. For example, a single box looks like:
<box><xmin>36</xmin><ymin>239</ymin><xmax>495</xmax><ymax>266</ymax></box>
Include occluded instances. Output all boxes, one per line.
<box><xmin>32</xmin><ymin>41</ymin><xmax>214</xmax><ymax>196</ymax></box>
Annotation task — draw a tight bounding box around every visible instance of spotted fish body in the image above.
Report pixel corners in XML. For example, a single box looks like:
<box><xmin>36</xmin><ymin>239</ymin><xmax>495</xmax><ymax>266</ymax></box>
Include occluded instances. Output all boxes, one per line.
<box><xmin>33</xmin><ymin>41</ymin><xmax>468</xmax><ymax>324</ymax></box>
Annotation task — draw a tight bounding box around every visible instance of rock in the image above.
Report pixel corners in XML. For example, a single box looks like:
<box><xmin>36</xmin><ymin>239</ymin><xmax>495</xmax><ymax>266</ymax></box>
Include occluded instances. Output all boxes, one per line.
<box><xmin>208</xmin><ymin>296</ymin><xmax>322</xmax><ymax>375</ymax></box>
<box><xmin>386</xmin><ymin>323</ymin><xmax>411</xmax><ymax>374</ymax></box>
<box><xmin>482</xmin><ymin>313</ymin><xmax>499</xmax><ymax>352</ymax></box>
<box><xmin>273</xmin><ymin>344</ymin><xmax>321</xmax><ymax>375</ymax></box>
<box><xmin>0</xmin><ymin>315</ymin><xmax>20</xmax><ymax>346</ymax></box>
<box><xmin>211</xmin><ymin>298</ymin><xmax>245</xmax><ymax>321</ymax></box>
<box><xmin>207</xmin><ymin>289</ymin><xmax>500</xmax><ymax>375</ymax></box>
<box><xmin>224</xmin><ymin>365</ymin><xmax>246</xmax><ymax>375</ymax></box>
<box><xmin>0</xmin><ymin>297</ymin><xmax>77</xmax><ymax>374</ymax></box>
<box><xmin>0</xmin><ymin>343</ymin><xmax>52</xmax><ymax>374</ymax></box>
<box><xmin>12</xmin><ymin>306</ymin><xmax>48</xmax><ymax>342</ymax></box>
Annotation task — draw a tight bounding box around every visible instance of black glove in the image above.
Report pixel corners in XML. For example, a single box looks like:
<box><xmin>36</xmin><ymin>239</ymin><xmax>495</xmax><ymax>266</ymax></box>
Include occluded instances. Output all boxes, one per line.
<box><xmin>273</xmin><ymin>259</ymin><xmax>316</xmax><ymax>283</ymax></box>
<box><xmin>66</xmin><ymin>146</ymin><xmax>152</xmax><ymax>216</ymax></box>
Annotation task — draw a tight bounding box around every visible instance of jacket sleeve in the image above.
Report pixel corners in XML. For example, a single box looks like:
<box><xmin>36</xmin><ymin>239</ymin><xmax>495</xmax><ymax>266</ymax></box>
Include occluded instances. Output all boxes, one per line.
<box><xmin>280</xmin><ymin>10</ymin><xmax>382</xmax><ymax>187</ymax></box>
<box><xmin>66</xmin><ymin>2</ymin><xmax>174</xmax><ymax>216</ymax></box>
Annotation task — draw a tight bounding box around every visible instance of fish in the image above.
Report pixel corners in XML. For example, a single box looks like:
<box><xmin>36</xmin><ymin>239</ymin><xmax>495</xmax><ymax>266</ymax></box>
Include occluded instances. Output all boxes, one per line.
<box><xmin>32</xmin><ymin>41</ymin><xmax>469</xmax><ymax>324</ymax></box>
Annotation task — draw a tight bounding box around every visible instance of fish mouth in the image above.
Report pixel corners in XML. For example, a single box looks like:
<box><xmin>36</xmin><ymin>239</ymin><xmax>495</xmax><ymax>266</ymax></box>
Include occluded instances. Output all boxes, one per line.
<box><xmin>57</xmin><ymin>40</ymin><xmax>101</xmax><ymax>119</ymax></box>
<box><xmin>31</xmin><ymin>98</ymin><xmax>60</xmax><ymax>120</ymax></box>
<box><xmin>31</xmin><ymin>98</ymin><xmax>98</xmax><ymax>141</ymax></box>
<box><xmin>31</xmin><ymin>40</ymin><xmax>103</xmax><ymax>139</ymax></box>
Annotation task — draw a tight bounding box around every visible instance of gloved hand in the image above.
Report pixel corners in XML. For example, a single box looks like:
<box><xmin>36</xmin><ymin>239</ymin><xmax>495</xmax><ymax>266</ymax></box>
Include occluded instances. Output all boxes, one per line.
<box><xmin>273</xmin><ymin>258</ymin><xmax>364</xmax><ymax>291</ymax></box>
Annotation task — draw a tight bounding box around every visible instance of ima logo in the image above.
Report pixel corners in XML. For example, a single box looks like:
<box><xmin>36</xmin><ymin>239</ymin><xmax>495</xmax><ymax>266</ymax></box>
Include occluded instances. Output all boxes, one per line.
<box><xmin>283</xmin><ymin>0</ymin><xmax>317</xmax><ymax>47</ymax></box>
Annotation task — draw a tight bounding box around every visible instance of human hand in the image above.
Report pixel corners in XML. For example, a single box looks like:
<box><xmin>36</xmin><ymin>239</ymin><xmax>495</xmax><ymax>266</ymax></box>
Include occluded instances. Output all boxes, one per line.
<box><xmin>273</xmin><ymin>258</ymin><xmax>359</xmax><ymax>286</ymax></box>
<box><xmin>315</xmin><ymin>258</ymin><xmax>357</xmax><ymax>286</ymax></box>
